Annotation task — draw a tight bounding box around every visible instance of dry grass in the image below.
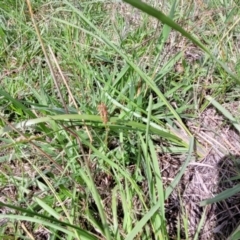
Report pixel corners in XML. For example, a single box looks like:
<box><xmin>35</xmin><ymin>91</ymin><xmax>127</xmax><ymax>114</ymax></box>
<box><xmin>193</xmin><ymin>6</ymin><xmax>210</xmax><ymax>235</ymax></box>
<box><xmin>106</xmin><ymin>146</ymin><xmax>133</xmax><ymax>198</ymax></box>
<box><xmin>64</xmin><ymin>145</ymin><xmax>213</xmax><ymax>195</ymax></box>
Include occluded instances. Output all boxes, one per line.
<box><xmin>1</xmin><ymin>0</ymin><xmax>240</xmax><ymax>239</ymax></box>
<box><xmin>163</xmin><ymin>106</ymin><xmax>240</xmax><ymax>239</ymax></box>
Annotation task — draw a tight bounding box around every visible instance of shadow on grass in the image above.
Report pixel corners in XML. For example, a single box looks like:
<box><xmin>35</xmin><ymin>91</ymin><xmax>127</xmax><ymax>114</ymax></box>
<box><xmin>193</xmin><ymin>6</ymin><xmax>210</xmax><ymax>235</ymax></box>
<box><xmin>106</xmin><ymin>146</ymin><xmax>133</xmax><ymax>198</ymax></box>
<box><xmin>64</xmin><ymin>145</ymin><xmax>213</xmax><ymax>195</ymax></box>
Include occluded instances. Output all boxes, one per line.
<box><xmin>213</xmin><ymin>154</ymin><xmax>240</xmax><ymax>239</ymax></box>
<box><xmin>165</xmin><ymin>152</ymin><xmax>240</xmax><ymax>240</ymax></box>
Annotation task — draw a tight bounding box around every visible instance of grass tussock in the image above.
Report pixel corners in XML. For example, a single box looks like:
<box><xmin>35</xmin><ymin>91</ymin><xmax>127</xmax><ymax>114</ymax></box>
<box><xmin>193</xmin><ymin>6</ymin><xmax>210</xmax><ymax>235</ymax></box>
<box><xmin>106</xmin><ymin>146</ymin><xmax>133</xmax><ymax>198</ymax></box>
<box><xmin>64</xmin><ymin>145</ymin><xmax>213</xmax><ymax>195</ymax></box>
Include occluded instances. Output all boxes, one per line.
<box><xmin>1</xmin><ymin>0</ymin><xmax>240</xmax><ymax>239</ymax></box>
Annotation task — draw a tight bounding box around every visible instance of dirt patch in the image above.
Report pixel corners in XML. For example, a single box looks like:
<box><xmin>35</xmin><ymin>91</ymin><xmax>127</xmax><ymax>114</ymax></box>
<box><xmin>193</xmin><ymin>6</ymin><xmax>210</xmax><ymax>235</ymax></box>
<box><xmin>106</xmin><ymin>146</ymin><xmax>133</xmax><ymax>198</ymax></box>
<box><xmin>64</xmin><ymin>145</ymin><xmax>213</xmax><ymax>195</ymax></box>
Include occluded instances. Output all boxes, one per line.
<box><xmin>165</xmin><ymin>106</ymin><xmax>240</xmax><ymax>239</ymax></box>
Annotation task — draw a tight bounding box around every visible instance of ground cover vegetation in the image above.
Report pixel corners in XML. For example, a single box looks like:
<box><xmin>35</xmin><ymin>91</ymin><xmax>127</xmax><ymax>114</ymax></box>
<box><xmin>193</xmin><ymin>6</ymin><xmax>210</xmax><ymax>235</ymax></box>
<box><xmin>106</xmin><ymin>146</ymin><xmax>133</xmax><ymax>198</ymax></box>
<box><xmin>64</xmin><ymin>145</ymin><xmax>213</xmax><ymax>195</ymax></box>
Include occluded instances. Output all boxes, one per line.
<box><xmin>1</xmin><ymin>0</ymin><xmax>240</xmax><ymax>239</ymax></box>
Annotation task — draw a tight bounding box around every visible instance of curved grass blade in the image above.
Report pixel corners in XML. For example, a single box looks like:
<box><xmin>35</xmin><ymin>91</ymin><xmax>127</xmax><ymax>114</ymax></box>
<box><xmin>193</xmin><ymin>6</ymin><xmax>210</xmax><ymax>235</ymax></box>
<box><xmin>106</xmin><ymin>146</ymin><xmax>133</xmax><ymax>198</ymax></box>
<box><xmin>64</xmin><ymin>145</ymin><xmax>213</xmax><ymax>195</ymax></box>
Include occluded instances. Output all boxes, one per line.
<box><xmin>200</xmin><ymin>184</ymin><xmax>240</xmax><ymax>206</ymax></box>
<box><xmin>0</xmin><ymin>215</ymin><xmax>75</xmax><ymax>238</ymax></box>
<box><xmin>34</xmin><ymin>197</ymin><xmax>60</xmax><ymax>220</ymax></box>
<box><xmin>125</xmin><ymin>200</ymin><xmax>163</xmax><ymax>240</ymax></box>
<box><xmin>229</xmin><ymin>227</ymin><xmax>240</xmax><ymax>240</ymax></box>
<box><xmin>206</xmin><ymin>95</ymin><xmax>240</xmax><ymax>134</ymax></box>
<box><xmin>126</xmin><ymin>137</ymin><xmax>195</xmax><ymax>240</ymax></box>
<box><xmin>165</xmin><ymin>137</ymin><xmax>194</xmax><ymax>199</ymax></box>
<box><xmin>0</xmin><ymin>89</ymin><xmax>49</xmax><ymax>133</ymax></box>
<box><xmin>0</xmin><ymin>114</ymin><xmax>183</xmax><ymax>144</ymax></box>
<box><xmin>78</xmin><ymin>168</ymin><xmax>111</xmax><ymax>240</ymax></box>
<box><xmin>123</xmin><ymin>0</ymin><xmax>239</xmax><ymax>83</ymax></box>
<box><xmin>55</xmin><ymin>1</ymin><xmax>193</xmax><ymax>142</ymax></box>
<box><xmin>0</xmin><ymin>201</ymin><xmax>97</xmax><ymax>240</ymax></box>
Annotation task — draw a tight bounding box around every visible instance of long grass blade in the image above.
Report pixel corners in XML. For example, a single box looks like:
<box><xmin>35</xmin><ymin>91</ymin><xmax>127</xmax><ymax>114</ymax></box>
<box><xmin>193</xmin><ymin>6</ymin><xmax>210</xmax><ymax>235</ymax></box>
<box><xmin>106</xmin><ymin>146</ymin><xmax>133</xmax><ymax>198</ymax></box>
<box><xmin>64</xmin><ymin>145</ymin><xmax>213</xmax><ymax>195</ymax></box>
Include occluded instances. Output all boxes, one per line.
<box><xmin>123</xmin><ymin>0</ymin><xmax>239</xmax><ymax>83</ymax></box>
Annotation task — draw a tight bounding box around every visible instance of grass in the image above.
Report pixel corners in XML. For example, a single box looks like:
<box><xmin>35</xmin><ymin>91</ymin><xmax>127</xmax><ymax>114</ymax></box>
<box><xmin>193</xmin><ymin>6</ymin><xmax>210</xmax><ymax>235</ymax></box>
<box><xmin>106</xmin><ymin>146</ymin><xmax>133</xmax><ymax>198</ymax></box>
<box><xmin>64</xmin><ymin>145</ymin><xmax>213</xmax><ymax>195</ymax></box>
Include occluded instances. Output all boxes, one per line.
<box><xmin>1</xmin><ymin>0</ymin><xmax>240</xmax><ymax>239</ymax></box>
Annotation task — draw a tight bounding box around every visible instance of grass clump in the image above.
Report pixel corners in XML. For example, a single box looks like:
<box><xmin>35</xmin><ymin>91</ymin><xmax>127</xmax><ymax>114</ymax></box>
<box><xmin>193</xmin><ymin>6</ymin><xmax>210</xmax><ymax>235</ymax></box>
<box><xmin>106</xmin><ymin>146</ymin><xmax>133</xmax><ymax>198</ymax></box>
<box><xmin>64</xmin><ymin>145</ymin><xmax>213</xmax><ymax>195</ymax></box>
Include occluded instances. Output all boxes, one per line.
<box><xmin>1</xmin><ymin>0</ymin><xmax>240</xmax><ymax>239</ymax></box>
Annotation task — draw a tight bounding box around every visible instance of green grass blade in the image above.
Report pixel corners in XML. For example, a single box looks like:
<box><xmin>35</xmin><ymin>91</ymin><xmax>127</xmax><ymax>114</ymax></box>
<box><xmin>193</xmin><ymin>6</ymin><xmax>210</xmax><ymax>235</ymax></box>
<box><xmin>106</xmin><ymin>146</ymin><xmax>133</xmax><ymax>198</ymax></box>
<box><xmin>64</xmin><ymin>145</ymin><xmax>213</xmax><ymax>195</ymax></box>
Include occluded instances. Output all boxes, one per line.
<box><xmin>149</xmin><ymin>138</ymin><xmax>166</xmax><ymax>238</ymax></box>
<box><xmin>229</xmin><ymin>226</ymin><xmax>240</xmax><ymax>240</ymax></box>
<box><xmin>34</xmin><ymin>197</ymin><xmax>60</xmax><ymax>220</ymax></box>
<box><xmin>0</xmin><ymin>202</ymin><xmax>96</xmax><ymax>239</ymax></box>
<box><xmin>193</xmin><ymin>207</ymin><xmax>207</xmax><ymax>240</ymax></box>
<box><xmin>200</xmin><ymin>184</ymin><xmax>240</xmax><ymax>206</ymax></box>
<box><xmin>0</xmin><ymin>114</ymin><xmax>182</xmax><ymax>144</ymax></box>
<box><xmin>165</xmin><ymin>137</ymin><xmax>194</xmax><ymax>199</ymax></box>
<box><xmin>123</xmin><ymin>0</ymin><xmax>239</xmax><ymax>83</ymax></box>
<box><xmin>57</xmin><ymin>0</ymin><xmax>193</xmax><ymax>140</ymax></box>
<box><xmin>231</xmin><ymin>231</ymin><xmax>240</xmax><ymax>240</ymax></box>
<box><xmin>125</xmin><ymin>200</ymin><xmax>163</xmax><ymax>240</ymax></box>
<box><xmin>78</xmin><ymin>168</ymin><xmax>111</xmax><ymax>240</ymax></box>
<box><xmin>0</xmin><ymin>215</ymin><xmax>76</xmax><ymax>237</ymax></box>
<box><xmin>206</xmin><ymin>95</ymin><xmax>240</xmax><ymax>134</ymax></box>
